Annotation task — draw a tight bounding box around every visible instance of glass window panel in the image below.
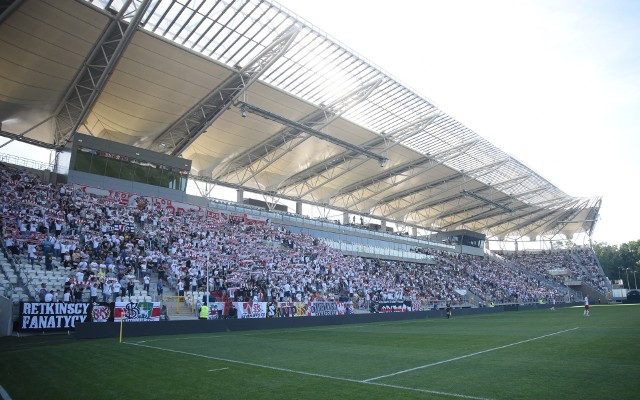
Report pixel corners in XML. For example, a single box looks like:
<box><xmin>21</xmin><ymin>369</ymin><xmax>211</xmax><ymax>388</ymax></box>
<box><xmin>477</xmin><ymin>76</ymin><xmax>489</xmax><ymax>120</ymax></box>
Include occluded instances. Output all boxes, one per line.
<box><xmin>104</xmin><ymin>158</ymin><xmax>122</xmax><ymax>179</ymax></box>
<box><xmin>147</xmin><ymin>167</ymin><xmax>164</xmax><ymax>187</ymax></box>
<box><xmin>89</xmin><ymin>156</ymin><xmax>107</xmax><ymax>176</ymax></box>
<box><xmin>74</xmin><ymin>151</ymin><xmax>92</xmax><ymax>173</ymax></box>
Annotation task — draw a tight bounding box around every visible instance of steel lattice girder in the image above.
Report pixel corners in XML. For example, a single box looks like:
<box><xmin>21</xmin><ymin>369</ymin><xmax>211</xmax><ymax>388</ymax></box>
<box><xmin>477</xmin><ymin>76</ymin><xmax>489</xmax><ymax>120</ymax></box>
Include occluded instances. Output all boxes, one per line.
<box><xmin>328</xmin><ymin>139</ymin><xmax>479</xmax><ymax>212</ymax></box>
<box><xmin>216</xmin><ymin>79</ymin><xmax>383</xmax><ymax>185</ymax></box>
<box><xmin>149</xmin><ymin>25</ymin><xmax>300</xmax><ymax>155</ymax></box>
<box><xmin>275</xmin><ymin>112</ymin><xmax>438</xmax><ymax>196</ymax></box>
<box><xmin>54</xmin><ymin>0</ymin><xmax>152</xmax><ymax>147</ymax></box>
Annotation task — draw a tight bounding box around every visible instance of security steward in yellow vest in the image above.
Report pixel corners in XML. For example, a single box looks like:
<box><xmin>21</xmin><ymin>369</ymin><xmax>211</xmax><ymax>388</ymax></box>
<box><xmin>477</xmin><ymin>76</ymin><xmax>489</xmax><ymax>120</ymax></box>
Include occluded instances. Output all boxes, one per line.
<box><xmin>199</xmin><ymin>304</ymin><xmax>209</xmax><ymax>320</ymax></box>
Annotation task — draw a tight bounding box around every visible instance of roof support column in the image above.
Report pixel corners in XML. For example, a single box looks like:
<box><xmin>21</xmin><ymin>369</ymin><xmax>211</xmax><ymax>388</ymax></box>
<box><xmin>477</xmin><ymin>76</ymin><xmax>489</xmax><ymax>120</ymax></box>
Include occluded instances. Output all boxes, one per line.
<box><xmin>295</xmin><ymin>201</ymin><xmax>303</xmax><ymax>215</ymax></box>
<box><xmin>343</xmin><ymin>213</ymin><xmax>350</xmax><ymax>225</ymax></box>
<box><xmin>237</xmin><ymin>189</ymin><xmax>244</xmax><ymax>204</ymax></box>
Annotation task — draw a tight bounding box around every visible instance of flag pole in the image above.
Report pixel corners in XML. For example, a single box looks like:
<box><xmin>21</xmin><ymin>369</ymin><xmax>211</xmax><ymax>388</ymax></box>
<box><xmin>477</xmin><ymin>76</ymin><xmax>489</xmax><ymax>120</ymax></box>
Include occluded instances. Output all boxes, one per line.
<box><xmin>119</xmin><ymin>311</ymin><xmax>124</xmax><ymax>343</ymax></box>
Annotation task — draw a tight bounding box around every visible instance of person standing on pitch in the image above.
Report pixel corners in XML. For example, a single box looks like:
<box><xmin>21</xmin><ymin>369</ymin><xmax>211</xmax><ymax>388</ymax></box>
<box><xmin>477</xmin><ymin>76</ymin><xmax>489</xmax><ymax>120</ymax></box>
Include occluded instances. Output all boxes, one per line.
<box><xmin>583</xmin><ymin>296</ymin><xmax>590</xmax><ymax>316</ymax></box>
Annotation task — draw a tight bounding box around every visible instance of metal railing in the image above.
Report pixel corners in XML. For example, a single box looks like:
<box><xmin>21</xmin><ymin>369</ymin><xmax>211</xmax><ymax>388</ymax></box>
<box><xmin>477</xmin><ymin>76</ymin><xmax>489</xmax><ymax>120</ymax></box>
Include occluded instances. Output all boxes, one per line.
<box><xmin>0</xmin><ymin>152</ymin><xmax>54</xmax><ymax>171</ymax></box>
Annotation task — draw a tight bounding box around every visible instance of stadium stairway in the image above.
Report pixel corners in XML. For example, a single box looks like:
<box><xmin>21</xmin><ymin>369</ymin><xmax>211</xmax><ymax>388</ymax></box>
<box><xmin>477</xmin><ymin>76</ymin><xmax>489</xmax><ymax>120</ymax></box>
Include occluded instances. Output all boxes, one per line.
<box><xmin>568</xmin><ymin>282</ymin><xmax>608</xmax><ymax>305</ymax></box>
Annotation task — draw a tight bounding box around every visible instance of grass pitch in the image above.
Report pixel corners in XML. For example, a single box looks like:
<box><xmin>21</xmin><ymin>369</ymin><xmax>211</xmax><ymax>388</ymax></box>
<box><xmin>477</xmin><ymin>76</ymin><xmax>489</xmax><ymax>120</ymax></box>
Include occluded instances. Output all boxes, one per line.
<box><xmin>1</xmin><ymin>304</ymin><xmax>638</xmax><ymax>400</ymax></box>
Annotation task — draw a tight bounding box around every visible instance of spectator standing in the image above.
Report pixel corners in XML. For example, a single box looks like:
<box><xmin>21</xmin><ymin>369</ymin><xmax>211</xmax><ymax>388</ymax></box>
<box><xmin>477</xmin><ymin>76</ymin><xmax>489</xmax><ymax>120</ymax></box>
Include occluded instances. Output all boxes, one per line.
<box><xmin>73</xmin><ymin>285</ymin><xmax>84</xmax><ymax>303</ymax></box>
<box><xmin>63</xmin><ymin>288</ymin><xmax>71</xmax><ymax>303</ymax></box>
<box><xmin>102</xmin><ymin>282</ymin><xmax>112</xmax><ymax>302</ymax></box>
<box><xmin>143</xmin><ymin>274</ymin><xmax>150</xmax><ymax>292</ymax></box>
<box><xmin>112</xmin><ymin>280</ymin><xmax>121</xmax><ymax>301</ymax></box>
<box><xmin>157</xmin><ymin>263</ymin><xmax>165</xmax><ymax>281</ymax></box>
<box><xmin>45</xmin><ymin>253</ymin><xmax>53</xmax><ymax>271</ymax></box>
<box><xmin>156</xmin><ymin>279</ymin><xmax>163</xmax><ymax>298</ymax></box>
<box><xmin>89</xmin><ymin>283</ymin><xmax>98</xmax><ymax>303</ymax></box>
<box><xmin>228</xmin><ymin>303</ymin><xmax>237</xmax><ymax>319</ymax></box>
<box><xmin>127</xmin><ymin>278</ymin><xmax>135</xmax><ymax>297</ymax></box>
<box><xmin>38</xmin><ymin>283</ymin><xmax>47</xmax><ymax>302</ymax></box>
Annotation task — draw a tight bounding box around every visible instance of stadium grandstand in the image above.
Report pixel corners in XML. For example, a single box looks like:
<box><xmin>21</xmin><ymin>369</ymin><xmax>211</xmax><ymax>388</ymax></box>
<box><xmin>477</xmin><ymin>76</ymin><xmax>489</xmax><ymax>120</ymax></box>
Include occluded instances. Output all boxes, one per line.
<box><xmin>0</xmin><ymin>0</ymin><xmax>609</xmax><ymax>331</ymax></box>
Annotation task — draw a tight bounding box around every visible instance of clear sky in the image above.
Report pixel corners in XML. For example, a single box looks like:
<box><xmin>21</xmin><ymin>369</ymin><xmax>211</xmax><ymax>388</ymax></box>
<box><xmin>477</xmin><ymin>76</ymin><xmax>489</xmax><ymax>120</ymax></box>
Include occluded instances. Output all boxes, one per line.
<box><xmin>274</xmin><ymin>0</ymin><xmax>640</xmax><ymax>246</ymax></box>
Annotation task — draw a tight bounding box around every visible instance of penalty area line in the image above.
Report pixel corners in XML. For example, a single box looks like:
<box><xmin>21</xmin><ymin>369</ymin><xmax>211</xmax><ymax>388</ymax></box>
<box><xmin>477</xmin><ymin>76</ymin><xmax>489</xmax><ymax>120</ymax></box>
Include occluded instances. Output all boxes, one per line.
<box><xmin>125</xmin><ymin>342</ymin><xmax>492</xmax><ymax>400</ymax></box>
<box><xmin>364</xmin><ymin>327</ymin><xmax>579</xmax><ymax>382</ymax></box>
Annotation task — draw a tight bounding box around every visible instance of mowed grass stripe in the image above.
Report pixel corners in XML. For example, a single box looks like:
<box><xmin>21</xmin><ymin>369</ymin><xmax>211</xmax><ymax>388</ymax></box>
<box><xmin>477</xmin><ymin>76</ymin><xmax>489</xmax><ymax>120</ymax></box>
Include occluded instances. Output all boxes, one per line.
<box><xmin>0</xmin><ymin>304</ymin><xmax>638</xmax><ymax>399</ymax></box>
<box><xmin>125</xmin><ymin>309</ymin><xmax>582</xmax><ymax>381</ymax></box>
<box><xmin>363</xmin><ymin>327</ymin><xmax>579</xmax><ymax>382</ymax></box>
<box><xmin>126</xmin><ymin>341</ymin><xmax>493</xmax><ymax>400</ymax></box>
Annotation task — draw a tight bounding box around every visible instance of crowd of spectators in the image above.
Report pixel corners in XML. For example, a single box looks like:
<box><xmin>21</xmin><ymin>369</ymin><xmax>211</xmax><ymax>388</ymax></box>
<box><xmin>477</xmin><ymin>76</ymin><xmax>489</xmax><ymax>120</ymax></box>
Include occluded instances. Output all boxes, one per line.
<box><xmin>0</xmin><ymin>164</ymin><xmax>608</xmax><ymax>312</ymax></box>
<box><xmin>502</xmin><ymin>249</ymin><xmax>609</xmax><ymax>294</ymax></box>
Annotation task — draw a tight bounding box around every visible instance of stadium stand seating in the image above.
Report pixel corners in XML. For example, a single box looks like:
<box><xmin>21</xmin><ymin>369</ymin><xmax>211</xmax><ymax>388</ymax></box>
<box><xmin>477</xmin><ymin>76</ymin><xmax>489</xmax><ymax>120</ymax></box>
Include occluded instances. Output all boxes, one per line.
<box><xmin>0</xmin><ymin>163</ymin><xmax>606</xmax><ymax>316</ymax></box>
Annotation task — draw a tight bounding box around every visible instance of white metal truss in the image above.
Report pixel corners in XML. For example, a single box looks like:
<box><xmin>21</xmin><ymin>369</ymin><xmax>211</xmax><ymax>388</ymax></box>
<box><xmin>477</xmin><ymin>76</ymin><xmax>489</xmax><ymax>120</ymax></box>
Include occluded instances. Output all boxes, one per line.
<box><xmin>215</xmin><ymin>78</ymin><xmax>383</xmax><ymax>185</ymax></box>
<box><xmin>523</xmin><ymin>197</ymin><xmax>599</xmax><ymax>239</ymax></box>
<box><xmin>149</xmin><ymin>25</ymin><xmax>300</xmax><ymax>155</ymax></box>
<box><xmin>492</xmin><ymin>207</ymin><xmax>575</xmax><ymax>240</ymax></box>
<box><xmin>327</xmin><ymin>137</ymin><xmax>477</xmax><ymax>211</ymax></box>
<box><xmin>378</xmin><ymin>158</ymin><xmax>510</xmax><ymax>225</ymax></box>
<box><xmin>54</xmin><ymin>0</ymin><xmax>152</xmax><ymax>147</ymax></box>
<box><xmin>479</xmin><ymin>197</ymin><xmax>577</xmax><ymax>236</ymax></box>
<box><xmin>276</xmin><ymin>136</ymin><xmax>387</xmax><ymax>198</ymax></box>
<box><xmin>278</xmin><ymin>112</ymin><xmax>440</xmax><ymax>200</ymax></box>
<box><xmin>192</xmin><ymin>178</ymin><xmax>217</xmax><ymax>199</ymax></box>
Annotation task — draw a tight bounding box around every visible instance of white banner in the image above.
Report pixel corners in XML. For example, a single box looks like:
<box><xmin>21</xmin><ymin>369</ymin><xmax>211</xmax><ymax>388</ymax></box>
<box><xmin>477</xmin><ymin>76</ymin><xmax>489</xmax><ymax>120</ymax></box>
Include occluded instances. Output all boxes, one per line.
<box><xmin>234</xmin><ymin>302</ymin><xmax>267</xmax><ymax>319</ymax></box>
<box><xmin>114</xmin><ymin>301</ymin><xmax>161</xmax><ymax>322</ymax></box>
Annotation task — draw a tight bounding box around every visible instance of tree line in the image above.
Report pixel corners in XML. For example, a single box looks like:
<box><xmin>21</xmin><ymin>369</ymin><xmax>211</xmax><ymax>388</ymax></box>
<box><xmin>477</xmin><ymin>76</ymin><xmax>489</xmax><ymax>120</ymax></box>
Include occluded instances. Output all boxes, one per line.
<box><xmin>593</xmin><ymin>240</ymin><xmax>640</xmax><ymax>289</ymax></box>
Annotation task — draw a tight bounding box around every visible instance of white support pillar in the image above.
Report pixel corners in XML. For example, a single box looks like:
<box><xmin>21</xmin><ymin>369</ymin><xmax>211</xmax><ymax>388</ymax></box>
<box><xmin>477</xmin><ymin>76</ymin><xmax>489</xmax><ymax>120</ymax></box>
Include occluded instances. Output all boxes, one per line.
<box><xmin>295</xmin><ymin>201</ymin><xmax>303</xmax><ymax>215</ymax></box>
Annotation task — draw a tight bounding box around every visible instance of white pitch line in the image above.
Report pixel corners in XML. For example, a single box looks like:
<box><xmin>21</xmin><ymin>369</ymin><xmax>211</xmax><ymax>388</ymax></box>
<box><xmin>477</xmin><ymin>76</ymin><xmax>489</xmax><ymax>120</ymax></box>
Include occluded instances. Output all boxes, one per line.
<box><xmin>363</xmin><ymin>327</ymin><xmax>579</xmax><ymax>382</ymax></box>
<box><xmin>209</xmin><ymin>367</ymin><xmax>229</xmax><ymax>372</ymax></box>
<box><xmin>125</xmin><ymin>342</ymin><xmax>492</xmax><ymax>400</ymax></box>
<box><xmin>0</xmin><ymin>385</ymin><xmax>12</xmax><ymax>400</ymax></box>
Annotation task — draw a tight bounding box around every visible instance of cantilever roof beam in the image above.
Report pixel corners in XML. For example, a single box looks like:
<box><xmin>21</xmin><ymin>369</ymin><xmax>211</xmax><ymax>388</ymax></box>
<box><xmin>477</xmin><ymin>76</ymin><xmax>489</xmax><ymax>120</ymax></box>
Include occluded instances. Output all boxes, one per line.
<box><xmin>278</xmin><ymin>137</ymin><xmax>387</xmax><ymax>191</ymax></box>
<box><xmin>215</xmin><ymin>78</ymin><xmax>383</xmax><ymax>185</ymax></box>
<box><xmin>149</xmin><ymin>25</ymin><xmax>300</xmax><ymax>155</ymax></box>
<box><xmin>236</xmin><ymin>101</ymin><xmax>387</xmax><ymax>165</ymax></box>
<box><xmin>279</xmin><ymin>111</ymin><xmax>440</xmax><ymax>199</ymax></box>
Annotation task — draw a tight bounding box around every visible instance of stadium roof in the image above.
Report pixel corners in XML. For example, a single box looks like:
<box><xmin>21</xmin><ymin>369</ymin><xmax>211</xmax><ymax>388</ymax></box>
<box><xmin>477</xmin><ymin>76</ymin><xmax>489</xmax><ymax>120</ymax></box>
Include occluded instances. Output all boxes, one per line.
<box><xmin>0</xmin><ymin>0</ymin><xmax>601</xmax><ymax>241</ymax></box>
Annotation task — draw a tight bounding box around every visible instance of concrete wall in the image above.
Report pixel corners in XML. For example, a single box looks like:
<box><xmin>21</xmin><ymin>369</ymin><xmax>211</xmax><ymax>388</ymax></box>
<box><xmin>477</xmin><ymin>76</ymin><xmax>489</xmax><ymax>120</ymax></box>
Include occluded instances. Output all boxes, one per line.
<box><xmin>0</xmin><ymin>295</ymin><xmax>13</xmax><ymax>337</ymax></box>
